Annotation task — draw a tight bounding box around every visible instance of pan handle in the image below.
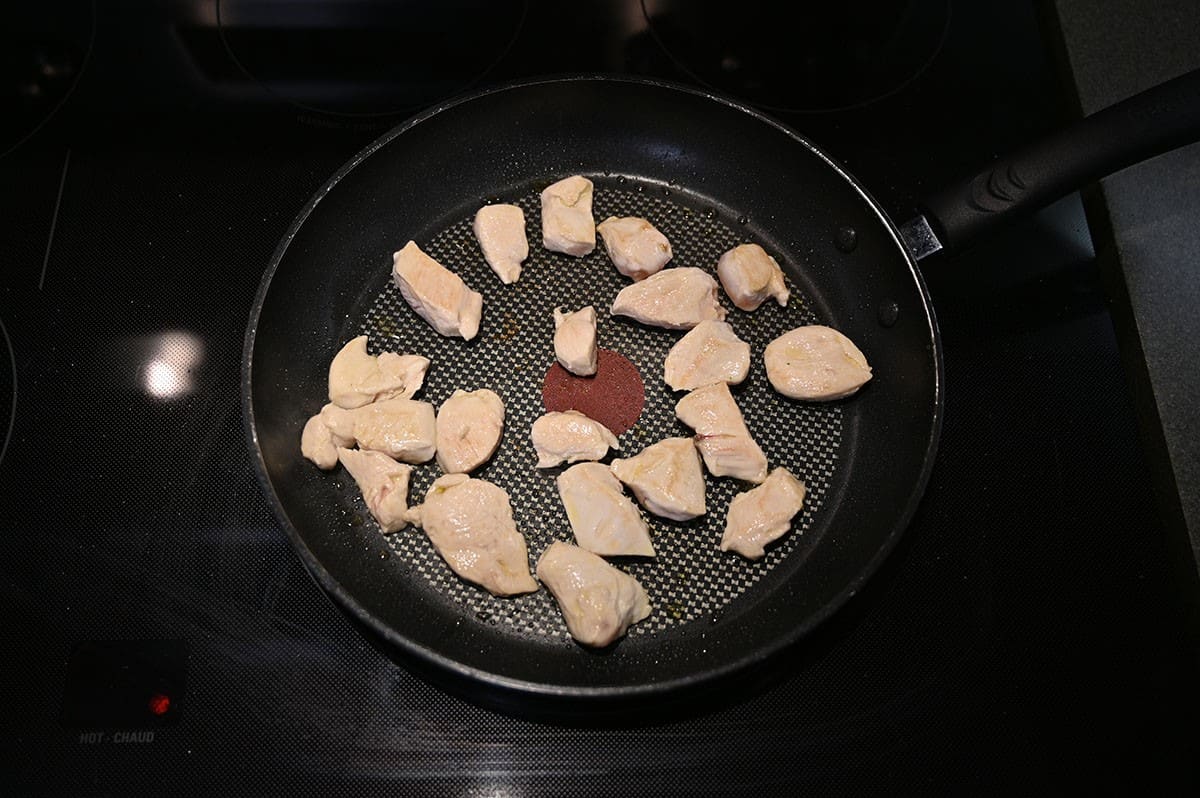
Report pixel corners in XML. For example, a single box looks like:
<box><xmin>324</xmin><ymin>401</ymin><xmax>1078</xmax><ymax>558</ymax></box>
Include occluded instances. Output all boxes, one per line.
<box><xmin>902</xmin><ymin>66</ymin><xmax>1200</xmax><ymax>260</ymax></box>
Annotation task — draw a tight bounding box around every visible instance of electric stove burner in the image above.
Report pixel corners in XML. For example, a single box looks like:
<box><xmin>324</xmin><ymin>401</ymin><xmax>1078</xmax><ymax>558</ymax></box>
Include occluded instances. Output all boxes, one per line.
<box><xmin>1</xmin><ymin>0</ymin><xmax>94</xmax><ymax>155</ymax></box>
<box><xmin>642</xmin><ymin>0</ymin><xmax>950</xmax><ymax>113</ymax></box>
<box><xmin>214</xmin><ymin>0</ymin><xmax>527</xmax><ymax>118</ymax></box>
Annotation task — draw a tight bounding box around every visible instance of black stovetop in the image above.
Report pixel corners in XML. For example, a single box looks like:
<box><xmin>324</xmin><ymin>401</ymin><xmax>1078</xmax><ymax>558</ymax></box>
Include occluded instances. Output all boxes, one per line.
<box><xmin>2</xmin><ymin>1</ymin><xmax>1197</xmax><ymax>794</ymax></box>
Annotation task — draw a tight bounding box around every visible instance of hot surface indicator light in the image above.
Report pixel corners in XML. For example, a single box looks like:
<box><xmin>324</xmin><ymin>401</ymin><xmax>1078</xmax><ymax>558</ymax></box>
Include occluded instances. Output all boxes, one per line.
<box><xmin>148</xmin><ymin>693</ymin><xmax>171</xmax><ymax>716</ymax></box>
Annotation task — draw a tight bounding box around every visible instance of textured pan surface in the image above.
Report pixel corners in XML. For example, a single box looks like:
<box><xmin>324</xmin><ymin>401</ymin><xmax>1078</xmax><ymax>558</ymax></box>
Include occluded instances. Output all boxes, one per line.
<box><xmin>245</xmin><ymin>76</ymin><xmax>942</xmax><ymax>699</ymax></box>
<box><xmin>358</xmin><ymin>182</ymin><xmax>841</xmax><ymax>640</ymax></box>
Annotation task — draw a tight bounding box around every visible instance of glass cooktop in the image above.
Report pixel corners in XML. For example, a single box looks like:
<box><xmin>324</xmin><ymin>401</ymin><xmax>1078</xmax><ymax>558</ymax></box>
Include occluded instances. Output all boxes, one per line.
<box><xmin>1</xmin><ymin>1</ymin><xmax>1196</xmax><ymax>793</ymax></box>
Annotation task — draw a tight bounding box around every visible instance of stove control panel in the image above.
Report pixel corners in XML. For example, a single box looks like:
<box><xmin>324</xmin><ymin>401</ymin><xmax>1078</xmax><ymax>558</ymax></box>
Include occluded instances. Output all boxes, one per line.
<box><xmin>61</xmin><ymin>639</ymin><xmax>187</xmax><ymax>734</ymax></box>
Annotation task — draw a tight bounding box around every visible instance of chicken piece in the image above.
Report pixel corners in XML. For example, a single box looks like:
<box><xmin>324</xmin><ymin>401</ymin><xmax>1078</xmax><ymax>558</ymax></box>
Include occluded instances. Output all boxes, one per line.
<box><xmin>300</xmin><ymin>412</ymin><xmax>349</xmax><ymax>470</ymax></box>
<box><xmin>662</xmin><ymin>319</ymin><xmax>751</xmax><ymax>392</ymax></box>
<box><xmin>319</xmin><ymin>397</ymin><xmax>437</xmax><ymax>464</ymax></box>
<box><xmin>610</xmin><ymin>437</ymin><xmax>706</xmax><ymax>520</ymax></box>
<box><xmin>540</xmin><ymin>175</ymin><xmax>595</xmax><ymax>256</ymax></box>
<box><xmin>716</xmin><ymin>243</ymin><xmax>790</xmax><ymax>311</ymax></box>
<box><xmin>473</xmin><ymin>204</ymin><xmax>528</xmax><ymax>284</ymax></box>
<box><xmin>536</xmin><ymin>541</ymin><xmax>651</xmax><ymax>647</ymax></box>
<box><xmin>610</xmin><ymin>267</ymin><xmax>726</xmax><ymax>330</ymax></box>
<box><xmin>552</xmin><ymin>306</ymin><xmax>598</xmax><ymax>377</ymax></box>
<box><xmin>764</xmin><ymin>325</ymin><xmax>872</xmax><ymax>401</ymax></box>
<box><xmin>721</xmin><ymin>467</ymin><xmax>807</xmax><ymax>560</ymax></box>
<box><xmin>337</xmin><ymin>447</ymin><xmax>412</xmax><ymax>533</ymax></box>
<box><xmin>327</xmin><ymin>335</ymin><xmax>430</xmax><ymax>410</ymax></box>
<box><xmin>674</xmin><ymin>382</ymin><xmax>768</xmax><ymax>483</ymax></box>
<box><xmin>531</xmin><ymin>410</ymin><xmax>619</xmax><ymax>468</ymax></box>
<box><xmin>405</xmin><ymin>474</ymin><xmax>538</xmax><ymax>596</ymax></box>
<box><xmin>392</xmin><ymin>240</ymin><xmax>484</xmax><ymax>341</ymax></box>
<box><xmin>557</xmin><ymin>463</ymin><xmax>655</xmax><ymax>557</ymax></box>
<box><xmin>435</xmin><ymin>388</ymin><xmax>505</xmax><ymax>474</ymax></box>
<box><xmin>597</xmin><ymin>216</ymin><xmax>672</xmax><ymax>281</ymax></box>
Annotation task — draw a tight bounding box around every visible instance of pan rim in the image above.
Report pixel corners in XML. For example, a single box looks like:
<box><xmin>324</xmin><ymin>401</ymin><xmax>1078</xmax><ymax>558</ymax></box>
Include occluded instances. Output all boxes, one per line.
<box><xmin>241</xmin><ymin>73</ymin><xmax>944</xmax><ymax>703</ymax></box>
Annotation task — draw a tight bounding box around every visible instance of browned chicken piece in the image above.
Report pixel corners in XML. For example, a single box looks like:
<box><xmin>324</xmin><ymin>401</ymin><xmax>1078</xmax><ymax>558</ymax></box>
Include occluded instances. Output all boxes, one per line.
<box><xmin>662</xmin><ymin>319</ymin><xmax>751</xmax><ymax>392</ymax></box>
<box><xmin>610</xmin><ymin>437</ymin><xmax>706</xmax><ymax>521</ymax></box>
<box><xmin>675</xmin><ymin>382</ymin><xmax>768</xmax><ymax>483</ymax></box>
<box><xmin>300</xmin><ymin>411</ymin><xmax>351</xmax><ymax>470</ymax></box>
<box><xmin>553</xmin><ymin>306</ymin><xmax>598</xmax><ymax>376</ymax></box>
<box><xmin>473</xmin><ymin>203</ymin><xmax>529</xmax><ymax>284</ymax></box>
<box><xmin>597</xmin><ymin>216</ymin><xmax>672</xmax><ymax>281</ymax></box>
<box><xmin>392</xmin><ymin>240</ymin><xmax>484</xmax><ymax>340</ymax></box>
<box><xmin>557</xmin><ymin>462</ymin><xmax>655</xmax><ymax>557</ymax></box>
<box><xmin>319</xmin><ymin>397</ymin><xmax>437</xmax><ymax>464</ymax></box>
<box><xmin>536</xmin><ymin>541</ymin><xmax>651</xmax><ymax>647</ymax></box>
<box><xmin>405</xmin><ymin>474</ymin><xmax>539</xmax><ymax>596</ymax></box>
<box><xmin>541</xmin><ymin>175</ymin><xmax>595</xmax><ymax>256</ymax></box>
<box><xmin>327</xmin><ymin>335</ymin><xmax>429</xmax><ymax>410</ymax></box>
<box><xmin>610</xmin><ymin>267</ymin><xmax>726</xmax><ymax>330</ymax></box>
<box><xmin>337</xmin><ymin>447</ymin><xmax>412</xmax><ymax>533</ymax></box>
<box><xmin>716</xmin><ymin>243</ymin><xmax>789</xmax><ymax>311</ymax></box>
<box><xmin>721</xmin><ymin>467</ymin><xmax>807</xmax><ymax>559</ymax></box>
<box><xmin>435</xmin><ymin>388</ymin><xmax>505</xmax><ymax>474</ymax></box>
<box><xmin>764</xmin><ymin>325</ymin><xmax>872</xmax><ymax>400</ymax></box>
<box><xmin>530</xmin><ymin>410</ymin><xmax>619</xmax><ymax>469</ymax></box>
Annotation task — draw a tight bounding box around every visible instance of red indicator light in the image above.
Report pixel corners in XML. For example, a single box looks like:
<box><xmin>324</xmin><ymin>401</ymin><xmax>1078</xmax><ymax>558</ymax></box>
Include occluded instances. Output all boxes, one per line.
<box><xmin>148</xmin><ymin>693</ymin><xmax>171</xmax><ymax>716</ymax></box>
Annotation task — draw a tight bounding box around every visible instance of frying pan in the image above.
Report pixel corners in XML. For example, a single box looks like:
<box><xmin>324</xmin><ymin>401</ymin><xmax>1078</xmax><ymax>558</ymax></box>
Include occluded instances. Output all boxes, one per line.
<box><xmin>243</xmin><ymin>72</ymin><xmax>1200</xmax><ymax>711</ymax></box>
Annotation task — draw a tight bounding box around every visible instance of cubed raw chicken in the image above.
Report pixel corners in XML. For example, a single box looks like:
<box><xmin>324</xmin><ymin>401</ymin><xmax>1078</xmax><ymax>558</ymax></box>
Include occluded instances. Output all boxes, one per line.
<box><xmin>597</xmin><ymin>216</ymin><xmax>672</xmax><ymax>281</ymax></box>
<box><xmin>300</xmin><ymin>411</ymin><xmax>352</xmax><ymax>470</ymax></box>
<box><xmin>392</xmin><ymin>240</ymin><xmax>483</xmax><ymax>340</ymax></box>
<box><xmin>327</xmin><ymin>335</ymin><xmax>430</xmax><ymax>410</ymax></box>
<box><xmin>721</xmin><ymin>467</ymin><xmax>807</xmax><ymax>560</ymax></box>
<box><xmin>337</xmin><ymin>447</ymin><xmax>412</xmax><ymax>533</ymax></box>
<box><xmin>716</xmin><ymin>243</ymin><xmax>789</xmax><ymax>311</ymax></box>
<box><xmin>536</xmin><ymin>541</ymin><xmax>651</xmax><ymax>647</ymax></box>
<box><xmin>473</xmin><ymin>204</ymin><xmax>528</xmax><ymax>284</ymax></box>
<box><xmin>764</xmin><ymin>325</ymin><xmax>872</xmax><ymax>400</ymax></box>
<box><xmin>610</xmin><ymin>437</ymin><xmax>706</xmax><ymax>521</ymax></box>
<box><xmin>610</xmin><ymin>267</ymin><xmax>726</xmax><ymax>330</ymax></box>
<box><xmin>553</xmin><ymin>306</ymin><xmax>598</xmax><ymax>376</ymax></box>
<box><xmin>531</xmin><ymin>410</ymin><xmax>619</xmax><ymax>469</ymax></box>
<box><xmin>675</xmin><ymin>382</ymin><xmax>768</xmax><ymax>483</ymax></box>
<box><xmin>541</xmin><ymin>175</ymin><xmax>595</xmax><ymax>256</ymax></box>
<box><xmin>405</xmin><ymin>474</ymin><xmax>539</xmax><ymax>596</ymax></box>
<box><xmin>662</xmin><ymin>319</ymin><xmax>751</xmax><ymax>392</ymax></box>
<box><xmin>319</xmin><ymin>397</ymin><xmax>437</xmax><ymax>464</ymax></box>
<box><xmin>557</xmin><ymin>462</ymin><xmax>655</xmax><ymax>557</ymax></box>
<box><xmin>435</xmin><ymin>388</ymin><xmax>505</xmax><ymax>474</ymax></box>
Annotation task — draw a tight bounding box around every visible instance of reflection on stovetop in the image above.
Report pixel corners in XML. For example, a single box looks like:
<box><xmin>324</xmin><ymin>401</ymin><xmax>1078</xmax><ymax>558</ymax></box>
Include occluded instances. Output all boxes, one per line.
<box><xmin>1</xmin><ymin>1</ymin><xmax>1196</xmax><ymax>794</ymax></box>
<box><xmin>640</xmin><ymin>0</ymin><xmax>953</xmax><ymax>113</ymax></box>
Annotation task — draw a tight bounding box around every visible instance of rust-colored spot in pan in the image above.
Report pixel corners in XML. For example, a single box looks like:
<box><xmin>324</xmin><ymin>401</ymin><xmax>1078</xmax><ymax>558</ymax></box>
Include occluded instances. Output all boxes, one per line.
<box><xmin>541</xmin><ymin>348</ymin><xmax>644</xmax><ymax>435</ymax></box>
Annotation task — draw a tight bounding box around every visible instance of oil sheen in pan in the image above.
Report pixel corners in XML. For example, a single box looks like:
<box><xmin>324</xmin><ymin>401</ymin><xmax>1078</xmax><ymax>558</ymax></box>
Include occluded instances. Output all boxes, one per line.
<box><xmin>347</xmin><ymin>179</ymin><xmax>844</xmax><ymax>642</ymax></box>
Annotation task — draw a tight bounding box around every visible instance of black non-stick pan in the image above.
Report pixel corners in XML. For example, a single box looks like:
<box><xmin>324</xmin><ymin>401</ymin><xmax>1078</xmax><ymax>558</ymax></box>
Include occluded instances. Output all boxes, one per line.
<box><xmin>244</xmin><ymin>72</ymin><xmax>1200</xmax><ymax>709</ymax></box>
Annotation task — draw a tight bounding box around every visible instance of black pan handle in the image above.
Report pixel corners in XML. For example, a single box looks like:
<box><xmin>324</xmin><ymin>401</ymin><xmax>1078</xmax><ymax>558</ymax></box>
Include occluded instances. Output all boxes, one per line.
<box><xmin>905</xmin><ymin>66</ymin><xmax>1200</xmax><ymax>259</ymax></box>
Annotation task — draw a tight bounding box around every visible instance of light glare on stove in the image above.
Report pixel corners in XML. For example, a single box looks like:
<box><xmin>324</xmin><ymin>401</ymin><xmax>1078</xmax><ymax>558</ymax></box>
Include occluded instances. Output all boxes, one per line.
<box><xmin>141</xmin><ymin>331</ymin><xmax>204</xmax><ymax>400</ymax></box>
